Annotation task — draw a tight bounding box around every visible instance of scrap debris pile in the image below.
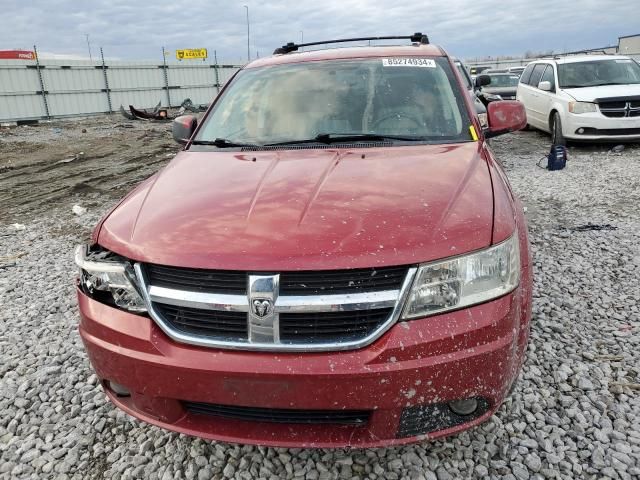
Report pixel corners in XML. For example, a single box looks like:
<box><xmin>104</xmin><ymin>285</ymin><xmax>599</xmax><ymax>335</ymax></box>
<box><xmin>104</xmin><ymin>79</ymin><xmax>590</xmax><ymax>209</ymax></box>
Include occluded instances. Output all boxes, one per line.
<box><xmin>119</xmin><ymin>98</ymin><xmax>208</xmax><ymax>121</ymax></box>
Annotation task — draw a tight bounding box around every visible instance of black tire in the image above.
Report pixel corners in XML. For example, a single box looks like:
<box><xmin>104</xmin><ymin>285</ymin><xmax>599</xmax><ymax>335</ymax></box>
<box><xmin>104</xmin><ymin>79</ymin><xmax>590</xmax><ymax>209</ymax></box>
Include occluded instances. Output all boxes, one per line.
<box><xmin>551</xmin><ymin>112</ymin><xmax>565</xmax><ymax>146</ymax></box>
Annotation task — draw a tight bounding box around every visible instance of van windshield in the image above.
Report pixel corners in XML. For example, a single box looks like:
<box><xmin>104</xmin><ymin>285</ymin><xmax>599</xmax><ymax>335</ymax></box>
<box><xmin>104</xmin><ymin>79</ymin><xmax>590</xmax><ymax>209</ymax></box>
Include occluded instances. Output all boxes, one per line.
<box><xmin>558</xmin><ymin>59</ymin><xmax>640</xmax><ymax>88</ymax></box>
<box><xmin>194</xmin><ymin>57</ymin><xmax>471</xmax><ymax>147</ymax></box>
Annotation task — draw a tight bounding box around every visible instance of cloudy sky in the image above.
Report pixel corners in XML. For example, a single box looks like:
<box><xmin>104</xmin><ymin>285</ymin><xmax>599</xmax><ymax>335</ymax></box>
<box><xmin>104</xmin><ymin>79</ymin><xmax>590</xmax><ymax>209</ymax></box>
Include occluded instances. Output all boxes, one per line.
<box><xmin>1</xmin><ymin>0</ymin><xmax>638</xmax><ymax>63</ymax></box>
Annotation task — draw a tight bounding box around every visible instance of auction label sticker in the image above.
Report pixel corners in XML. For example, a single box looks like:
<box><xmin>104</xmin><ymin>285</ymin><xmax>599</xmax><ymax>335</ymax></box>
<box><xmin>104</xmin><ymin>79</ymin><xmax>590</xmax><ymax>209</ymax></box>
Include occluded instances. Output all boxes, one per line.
<box><xmin>382</xmin><ymin>58</ymin><xmax>436</xmax><ymax>68</ymax></box>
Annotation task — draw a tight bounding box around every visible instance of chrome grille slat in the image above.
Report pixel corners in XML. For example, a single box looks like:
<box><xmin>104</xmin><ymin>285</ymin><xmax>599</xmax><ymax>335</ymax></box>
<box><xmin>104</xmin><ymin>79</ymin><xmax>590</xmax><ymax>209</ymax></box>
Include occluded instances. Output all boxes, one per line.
<box><xmin>134</xmin><ymin>263</ymin><xmax>417</xmax><ymax>352</ymax></box>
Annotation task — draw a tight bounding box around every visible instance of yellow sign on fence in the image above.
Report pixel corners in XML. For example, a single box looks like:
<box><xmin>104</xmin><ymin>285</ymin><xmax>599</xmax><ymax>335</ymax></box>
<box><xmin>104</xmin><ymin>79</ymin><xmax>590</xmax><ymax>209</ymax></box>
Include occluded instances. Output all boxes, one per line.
<box><xmin>176</xmin><ymin>48</ymin><xmax>208</xmax><ymax>60</ymax></box>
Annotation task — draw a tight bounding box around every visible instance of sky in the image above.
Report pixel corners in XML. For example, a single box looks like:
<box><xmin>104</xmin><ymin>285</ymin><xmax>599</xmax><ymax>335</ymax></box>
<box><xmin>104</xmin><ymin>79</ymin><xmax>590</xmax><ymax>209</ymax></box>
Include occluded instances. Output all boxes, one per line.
<box><xmin>1</xmin><ymin>0</ymin><xmax>638</xmax><ymax>64</ymax></box>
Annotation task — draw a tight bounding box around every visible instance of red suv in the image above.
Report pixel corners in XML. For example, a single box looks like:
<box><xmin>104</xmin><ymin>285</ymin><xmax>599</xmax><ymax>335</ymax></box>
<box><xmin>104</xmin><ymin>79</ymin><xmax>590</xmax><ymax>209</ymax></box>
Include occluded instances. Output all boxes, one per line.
<box><xmin>75</xmin><ymin>33</ymin><xmax>532</xmax><ymax>447</ymax></box>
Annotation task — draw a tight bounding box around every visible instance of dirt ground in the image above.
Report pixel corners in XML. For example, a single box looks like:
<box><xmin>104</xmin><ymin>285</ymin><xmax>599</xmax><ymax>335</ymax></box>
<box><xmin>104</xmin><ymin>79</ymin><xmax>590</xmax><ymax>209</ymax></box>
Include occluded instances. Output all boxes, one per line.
<box><xmin>0</xmin><ymin>115</ymin><xmax>178</xmax><ymax>223</ymax></box>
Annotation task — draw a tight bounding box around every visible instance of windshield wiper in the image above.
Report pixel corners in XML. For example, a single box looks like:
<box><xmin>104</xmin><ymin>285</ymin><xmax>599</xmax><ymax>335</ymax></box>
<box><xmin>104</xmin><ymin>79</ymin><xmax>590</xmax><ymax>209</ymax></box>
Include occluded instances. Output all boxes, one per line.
<box><xmin>191</xmin><ymin>138</ymin><xmax>259</xmax><ymax>148</ymax></box>
<box><xmin>265</xmin><ymin>133</ymin><xmax>423</xmax><ymax>146</ymax></box>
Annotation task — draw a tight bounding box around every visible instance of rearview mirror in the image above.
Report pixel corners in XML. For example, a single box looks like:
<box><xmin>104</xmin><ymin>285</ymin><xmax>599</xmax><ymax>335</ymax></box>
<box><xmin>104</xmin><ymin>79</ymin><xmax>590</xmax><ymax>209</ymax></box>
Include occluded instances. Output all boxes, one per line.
<box><xmin>538</xmin><ymin>81</ymin><xmax>552</xmax><ymax>92</ymax></box>
<box><xmin>172</xmin><ymin>115</ymin><xmax>198</xmax><ymax>144</ymax></box>
<box><xmin>475</xmin><ymin>74</ymin><xmax>491</xmax><ymax>89</ymax></box>
<box><xmin>485</xmin><ymin>101</ymin><xmax>527</xmax><ymax>138</ymax></box>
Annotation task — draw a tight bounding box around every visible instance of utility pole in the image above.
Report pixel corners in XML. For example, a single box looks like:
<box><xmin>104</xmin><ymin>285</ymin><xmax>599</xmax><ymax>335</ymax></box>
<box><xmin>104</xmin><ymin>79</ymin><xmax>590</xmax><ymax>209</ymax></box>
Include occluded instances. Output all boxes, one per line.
<box><xmin>244</xmin><ymin>5</ymin><xmax>250</xmax><ymax>62</ymax></box>
<box><xmin>85</xmin><ymin>34</ymin><xmax>93</xmax><ymax>62</ymax></box>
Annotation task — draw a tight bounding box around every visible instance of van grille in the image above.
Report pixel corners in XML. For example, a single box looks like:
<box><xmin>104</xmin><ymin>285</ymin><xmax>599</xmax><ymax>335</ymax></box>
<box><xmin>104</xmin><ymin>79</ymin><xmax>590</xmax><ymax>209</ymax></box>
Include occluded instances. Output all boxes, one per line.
<box><xmin>598</xmin><ymin>98</ymin><xmax>640</xmax><ymax>118</ymax></box>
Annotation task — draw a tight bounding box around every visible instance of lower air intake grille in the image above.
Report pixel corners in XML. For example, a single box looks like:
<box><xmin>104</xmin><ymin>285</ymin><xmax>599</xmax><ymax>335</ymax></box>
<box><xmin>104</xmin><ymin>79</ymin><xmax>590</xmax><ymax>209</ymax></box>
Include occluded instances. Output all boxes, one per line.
<box><xmin>396</xmin><ymin>397</ymin><xmax>491</xmax><ymax>438</ymax></box>
<box><xmin>184</xmin><ymin>401</ymin><xmax>370</xmax><ymax>425</ymax></box>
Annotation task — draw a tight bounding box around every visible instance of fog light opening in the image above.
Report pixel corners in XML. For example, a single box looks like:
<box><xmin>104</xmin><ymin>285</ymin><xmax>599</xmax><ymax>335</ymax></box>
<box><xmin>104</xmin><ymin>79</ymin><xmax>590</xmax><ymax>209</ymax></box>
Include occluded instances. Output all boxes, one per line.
<box><xmin>106</xmin><ymin>380</ymin><xmax>131</xmax><ymax>397</ymax></box>
<box><xmin>448</xmin><ymin>398</ymin><xmax>478</xmax><ymax>416</ymax></box>
<box><xmin>577</xmin><ymin>128</ymin><xmax>585</xmax><ymax>134</ymax></box>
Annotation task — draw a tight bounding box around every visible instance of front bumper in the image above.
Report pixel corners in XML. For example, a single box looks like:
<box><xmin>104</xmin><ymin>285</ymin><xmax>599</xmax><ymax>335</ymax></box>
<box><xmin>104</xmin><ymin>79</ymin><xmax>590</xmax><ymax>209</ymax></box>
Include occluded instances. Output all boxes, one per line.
<box><xmin>564</xmin><ymin>111</ymin><xmax>640</xmax><ymax>141</ymax></box>
<box><xmin>78</xmin><ymin>286</ymin><xmax>530</xmax><ymax>447</ymax></box>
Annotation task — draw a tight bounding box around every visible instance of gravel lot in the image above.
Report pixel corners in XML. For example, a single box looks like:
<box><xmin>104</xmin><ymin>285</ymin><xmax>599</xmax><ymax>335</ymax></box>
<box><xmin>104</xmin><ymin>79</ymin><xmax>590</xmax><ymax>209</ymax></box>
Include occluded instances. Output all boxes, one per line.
<box><xmin>1</xmin><ymin>117</ymin><xmax>639</xmax><ymax>479</ymax></box>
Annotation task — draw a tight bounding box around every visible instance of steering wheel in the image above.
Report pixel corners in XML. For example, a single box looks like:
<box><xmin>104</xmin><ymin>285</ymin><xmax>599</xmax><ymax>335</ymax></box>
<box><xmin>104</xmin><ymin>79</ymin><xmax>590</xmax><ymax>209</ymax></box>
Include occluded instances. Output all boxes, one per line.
<box><xmin>371</xmin><ymin>112</ymin><xmax>423</xmax><ymax>132</ymax></box>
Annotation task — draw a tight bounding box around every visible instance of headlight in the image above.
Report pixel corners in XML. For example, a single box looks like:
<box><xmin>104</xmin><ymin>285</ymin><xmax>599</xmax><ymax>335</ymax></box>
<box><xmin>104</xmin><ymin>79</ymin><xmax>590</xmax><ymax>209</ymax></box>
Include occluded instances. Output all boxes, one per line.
<box><xmin>402</xmin><ymin>235</ymin><xmax>520</xmax><ymax>319</ymax></box>
<box><xmin>568</xmin><ymin>102</ymin><xmax>597</xmax><ymax>114</ymax></box>
<box><xmin>75</xmin><ymin>245</ymin><xmax>147</xmax><ymax>312</ymax></box>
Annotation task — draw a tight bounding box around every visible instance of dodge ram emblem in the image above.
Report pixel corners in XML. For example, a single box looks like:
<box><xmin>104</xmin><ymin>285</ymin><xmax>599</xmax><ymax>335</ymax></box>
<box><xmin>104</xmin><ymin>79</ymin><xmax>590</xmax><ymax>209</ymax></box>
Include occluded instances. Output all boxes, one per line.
<box><xmin>252</xmin><ymin>299</ymin><xmax>273</xmax><ymax>317</ymax></box>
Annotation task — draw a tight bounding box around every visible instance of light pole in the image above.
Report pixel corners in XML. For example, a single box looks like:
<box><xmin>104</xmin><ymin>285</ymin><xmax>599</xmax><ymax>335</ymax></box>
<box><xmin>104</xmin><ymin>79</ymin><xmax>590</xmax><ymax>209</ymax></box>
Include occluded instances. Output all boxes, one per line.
<box><xmin>300</xmin><ymin>30</ymin><xmax>304</xmax><ymax>44</ymax></box>
<box><xmin>85</xmin><ymin>33</ymin><xmax>93</xmax><ymax>62</ymax></box>
<box><xmin>244</xmin><ymin>5</ymin><xmax>250</xmax><ymax>62</ymax></box>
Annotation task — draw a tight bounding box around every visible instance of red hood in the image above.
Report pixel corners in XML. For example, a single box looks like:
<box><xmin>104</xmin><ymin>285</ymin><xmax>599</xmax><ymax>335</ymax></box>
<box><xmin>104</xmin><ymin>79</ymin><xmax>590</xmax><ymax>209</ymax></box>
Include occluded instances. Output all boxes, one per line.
<box><xmin>99</xmin><ymin>143</ymin><xmax>494</xmax><ymax>270</ymax></box>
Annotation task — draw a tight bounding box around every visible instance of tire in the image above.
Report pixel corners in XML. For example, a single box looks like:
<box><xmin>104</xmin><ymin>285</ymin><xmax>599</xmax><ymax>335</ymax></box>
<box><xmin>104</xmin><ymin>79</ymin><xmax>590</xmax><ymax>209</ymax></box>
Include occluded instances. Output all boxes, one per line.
<box><xmin>551</xmin><ymin>112</ymin><xmax>565</xmax><ymax>146</ymax></box>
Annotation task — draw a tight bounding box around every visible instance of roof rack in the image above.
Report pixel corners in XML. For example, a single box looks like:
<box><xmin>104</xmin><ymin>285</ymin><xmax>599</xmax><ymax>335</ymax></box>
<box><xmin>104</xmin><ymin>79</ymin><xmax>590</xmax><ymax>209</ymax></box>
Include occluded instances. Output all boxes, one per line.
<box><xmin>540</xmin><ymin>48</ymin><xmax>617</xmax><ymax>59</ymax></box>
<box><xmin>273</xmin><ymin>32</ymin><xmax>429</xmax><ymax>55</ymax></box>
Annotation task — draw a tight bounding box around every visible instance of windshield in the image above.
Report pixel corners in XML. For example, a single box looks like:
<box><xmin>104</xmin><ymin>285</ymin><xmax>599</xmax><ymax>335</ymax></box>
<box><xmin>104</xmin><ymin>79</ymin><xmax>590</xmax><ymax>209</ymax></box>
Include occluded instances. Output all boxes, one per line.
<box><xmin>487</xmin><ymin>74</ymin><xmax>520</xmax><ymax>87</ymax></box>
<box><xmin>558</xmin><ymin>59</ymin><xmax>640</xmax><ymax>88</ymax></box>
<box><xmin>195</xmin><ymin>57</ymin><xmax>471</xmax><ymax>146</ymax></box>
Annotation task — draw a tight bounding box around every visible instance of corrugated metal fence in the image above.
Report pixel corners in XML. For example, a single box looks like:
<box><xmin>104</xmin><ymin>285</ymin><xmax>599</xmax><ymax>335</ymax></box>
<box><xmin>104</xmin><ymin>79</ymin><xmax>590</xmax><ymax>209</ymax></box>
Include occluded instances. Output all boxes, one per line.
<box><xmin>0</xmin><ymin>56</ymin><xmax>241</xmax><ymax>122</ymax></box>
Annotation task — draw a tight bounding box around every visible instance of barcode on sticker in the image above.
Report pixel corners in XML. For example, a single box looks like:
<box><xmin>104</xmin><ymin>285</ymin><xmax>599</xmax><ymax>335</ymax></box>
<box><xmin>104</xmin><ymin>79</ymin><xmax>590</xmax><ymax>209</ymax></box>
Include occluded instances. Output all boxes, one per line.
<box><xmin>382</xmin><ymin>58</ymin><xmax>436</xmax><ymax>68</ymax></box>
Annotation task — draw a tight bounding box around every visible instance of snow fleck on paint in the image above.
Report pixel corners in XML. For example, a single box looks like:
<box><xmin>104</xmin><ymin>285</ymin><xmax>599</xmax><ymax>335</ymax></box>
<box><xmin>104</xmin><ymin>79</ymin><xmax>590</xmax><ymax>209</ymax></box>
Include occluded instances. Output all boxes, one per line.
<box><xmin>404</xmin><ymin>388</ymin><xmax>417</xmax><ymax>399</ymax></box>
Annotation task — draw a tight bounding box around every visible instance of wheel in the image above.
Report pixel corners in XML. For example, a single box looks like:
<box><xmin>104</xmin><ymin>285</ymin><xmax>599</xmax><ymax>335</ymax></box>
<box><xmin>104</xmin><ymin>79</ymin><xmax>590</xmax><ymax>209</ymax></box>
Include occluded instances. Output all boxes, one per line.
<box><xmin>551</xmin><ymin>112</ymin><xmax>565</xmax><ymax>146</ymax></box>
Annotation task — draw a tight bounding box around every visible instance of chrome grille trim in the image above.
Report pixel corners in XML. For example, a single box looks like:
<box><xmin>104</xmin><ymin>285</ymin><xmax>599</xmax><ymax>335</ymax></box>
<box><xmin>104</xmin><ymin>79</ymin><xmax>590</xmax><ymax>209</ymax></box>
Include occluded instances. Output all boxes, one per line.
<box><xmin>148</xmin><ymin>285</ymin><xmax>249</xmax><ymax>311</ymax></box>
<box><xmin>134</xmin><ymin>263</ymin><xmax>417</xmax><ymax>352</ymax></box>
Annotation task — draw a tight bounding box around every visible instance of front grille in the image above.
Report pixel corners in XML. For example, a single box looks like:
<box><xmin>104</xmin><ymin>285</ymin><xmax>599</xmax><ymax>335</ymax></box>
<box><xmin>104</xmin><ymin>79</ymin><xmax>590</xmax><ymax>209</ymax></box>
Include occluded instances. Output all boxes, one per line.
<box><xmin>598</xmin><ymin>98</ymin><xmax>640</xmax><ymax>118</ymax></box>
<box><xmin>143</xmin><ymin>263</ymin><xmax>413</xmax><ymax>350</ymax></box>
<box><xmin>155</xmin><ymin>303</ymin><xmax>247</xmax><ymax>339</ymax></box>
<box><xmin>147</xmin><ymin>264</ymin><xmax>246</xmax><ymax>294</ymax></box>
<box><xmin>280</xmin><ymin>266</ymin><xmax>408</xmax><ymax>295</ymax></box>
<box><xmin>146</xmin><ymin>264</ymin><xmax>409</xmax><ymax>296</ymax></box>
<box><xmin>280</xmin><ymin>308</ymin><xmax>393</xmax><ymax>342</ymax></box>
<box><xmin>183</xmin><ymin>401</ymin><xmax>370</xmax><ymax>425</ymax></box>
<box><xmin>396</xmin><ymin>398</ymin><xmax>491</xmax><ymax>438</ymax></box>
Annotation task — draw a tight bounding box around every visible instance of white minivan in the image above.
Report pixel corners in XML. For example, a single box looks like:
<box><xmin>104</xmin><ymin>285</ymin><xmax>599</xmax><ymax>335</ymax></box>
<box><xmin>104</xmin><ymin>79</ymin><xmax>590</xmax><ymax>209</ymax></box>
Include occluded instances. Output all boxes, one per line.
<box><xmin>516</xmin><ymin>55</ymin><xmax>640</xmax><ymax>144</ymax></box>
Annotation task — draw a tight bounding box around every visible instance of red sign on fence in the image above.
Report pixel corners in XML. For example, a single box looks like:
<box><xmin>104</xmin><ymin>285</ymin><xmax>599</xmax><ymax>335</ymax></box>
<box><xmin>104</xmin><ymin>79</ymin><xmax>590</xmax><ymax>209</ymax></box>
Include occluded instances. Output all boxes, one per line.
<box><xmin>0</xmin><ymin>50</ymin><xmax>37</xmax><ymax>60</ymax></box>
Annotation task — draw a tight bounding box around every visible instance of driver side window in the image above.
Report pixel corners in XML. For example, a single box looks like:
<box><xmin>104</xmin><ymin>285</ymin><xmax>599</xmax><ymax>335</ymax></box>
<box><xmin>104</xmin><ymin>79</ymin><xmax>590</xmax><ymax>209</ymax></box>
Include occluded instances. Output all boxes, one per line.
<box><xmin>540</xmin><ymin>65</ymin><xmax>556</xmax><ymax>91</ymax></box>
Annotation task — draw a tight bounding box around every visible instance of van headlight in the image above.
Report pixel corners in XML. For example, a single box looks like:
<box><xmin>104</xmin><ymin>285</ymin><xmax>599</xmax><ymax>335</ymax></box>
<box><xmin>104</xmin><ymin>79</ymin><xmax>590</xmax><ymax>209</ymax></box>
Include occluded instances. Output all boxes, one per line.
<box><xmin>402</xmin><ymin>235</ymin><xmax>520</xmax><ymax>319</ymax></box>
<box><xmin>75</xmin><ymin>245</ymin><xmax>147</xmax><ymax>312</ymax></box>
<box><xmin>568</xmin><ymin>102</ymin><xmax>597</xmax><ymax>114</ymax></box>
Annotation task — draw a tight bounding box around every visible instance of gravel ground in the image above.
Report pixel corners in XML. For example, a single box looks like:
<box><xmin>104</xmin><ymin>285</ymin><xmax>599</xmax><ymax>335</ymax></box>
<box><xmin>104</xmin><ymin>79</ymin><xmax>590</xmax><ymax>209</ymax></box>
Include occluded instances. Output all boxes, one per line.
<box><xmin>1</xmin><ymin>119</ymin><xmax>639</xmax><ymax>479</ymax></box>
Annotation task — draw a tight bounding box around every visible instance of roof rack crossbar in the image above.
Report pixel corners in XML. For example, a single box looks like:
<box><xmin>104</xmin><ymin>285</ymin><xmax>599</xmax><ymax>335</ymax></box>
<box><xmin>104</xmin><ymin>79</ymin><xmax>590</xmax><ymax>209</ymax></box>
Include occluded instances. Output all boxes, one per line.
<box><xmin>273</xmin><ymin>32</ymin><xmax>429</xmax><ymax>54</ymax></box>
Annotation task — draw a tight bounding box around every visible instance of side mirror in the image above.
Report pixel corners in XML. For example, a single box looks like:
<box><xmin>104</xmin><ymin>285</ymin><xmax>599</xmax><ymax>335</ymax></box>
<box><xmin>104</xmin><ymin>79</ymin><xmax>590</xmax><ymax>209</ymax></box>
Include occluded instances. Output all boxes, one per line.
<box><xmin>485</xmin><ymin>100</ymin><xmax>527</xmax><ymax>138</ymax></box>
<box><xmin>172</xmin><ymin>115</ymin><xmax>198</xmax><ymax>144</ymax></box>
<box><xmin>538</xmin><ymin>80</ymin><xmax>552</xmax><ymax>91</ymax></box>
<box><xmin>475</xmin><ymin>74</ymin><xmax>491</xmax><ymax>89</ymax></box>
